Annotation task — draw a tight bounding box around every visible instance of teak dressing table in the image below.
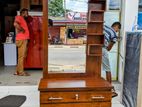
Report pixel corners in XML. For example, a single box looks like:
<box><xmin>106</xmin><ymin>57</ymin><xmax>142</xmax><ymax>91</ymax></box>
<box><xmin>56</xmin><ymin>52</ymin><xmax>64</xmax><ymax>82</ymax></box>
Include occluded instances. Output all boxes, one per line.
<box><xmin>39</xmin><ymin>0</ymin><xmax>112</xmax><ymax>107</ymax></box>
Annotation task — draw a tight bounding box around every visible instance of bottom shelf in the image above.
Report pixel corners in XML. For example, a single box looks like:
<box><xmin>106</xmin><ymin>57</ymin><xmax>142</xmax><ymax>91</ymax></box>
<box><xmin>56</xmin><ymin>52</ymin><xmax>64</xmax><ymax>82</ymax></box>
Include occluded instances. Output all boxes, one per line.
<box><xmin>87</xmin><ymin>44</ymin><xmax>102</xmax><ymax>56</ymax></box>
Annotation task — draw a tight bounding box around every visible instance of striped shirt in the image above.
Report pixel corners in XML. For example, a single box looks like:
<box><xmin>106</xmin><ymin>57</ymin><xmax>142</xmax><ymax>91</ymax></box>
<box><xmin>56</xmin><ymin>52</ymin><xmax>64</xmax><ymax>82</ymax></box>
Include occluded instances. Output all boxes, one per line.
<box><xmin>104</xmin><ymin>25</ymin><xmax>117</xmax><ymax>47</ymax></box>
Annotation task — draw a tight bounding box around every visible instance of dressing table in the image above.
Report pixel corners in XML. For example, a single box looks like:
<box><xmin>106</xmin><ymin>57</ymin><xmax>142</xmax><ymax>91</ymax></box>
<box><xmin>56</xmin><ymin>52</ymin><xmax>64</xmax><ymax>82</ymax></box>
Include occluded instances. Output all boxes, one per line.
<box><xmin>39</xmin><ymin>0</ymin><xmax>112</xmax><ymax>107</ymax></box>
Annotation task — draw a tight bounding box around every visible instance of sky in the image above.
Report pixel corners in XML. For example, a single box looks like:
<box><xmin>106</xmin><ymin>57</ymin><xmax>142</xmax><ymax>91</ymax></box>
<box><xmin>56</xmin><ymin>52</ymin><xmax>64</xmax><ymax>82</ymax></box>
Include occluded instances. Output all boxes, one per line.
<box><xmin>64</xmin><ymin>0</ymin><xmax>121</xmax><ymax>12</ymax></box>
<box><xmin>65</xmin><ymin>0</ymin><xmax>88</xmax><ymax>12</ymax></box>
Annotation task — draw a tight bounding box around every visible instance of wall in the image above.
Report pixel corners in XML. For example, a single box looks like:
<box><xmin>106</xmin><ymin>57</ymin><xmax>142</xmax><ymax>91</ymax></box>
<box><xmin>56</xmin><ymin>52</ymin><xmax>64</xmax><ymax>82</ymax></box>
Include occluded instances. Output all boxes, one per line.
<box><xmin>118</xmin><ymin>0</ymin><xmax>139</xmax><ymax>82</ymax></box>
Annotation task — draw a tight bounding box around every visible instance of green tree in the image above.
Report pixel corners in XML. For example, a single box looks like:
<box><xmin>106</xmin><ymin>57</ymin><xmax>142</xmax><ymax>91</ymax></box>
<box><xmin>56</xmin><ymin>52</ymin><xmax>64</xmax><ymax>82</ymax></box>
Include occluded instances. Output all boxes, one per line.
<box><xmin>48</xmin><ymin>0</ymin><xmax>65</xmax><ymax>17</ymax></box>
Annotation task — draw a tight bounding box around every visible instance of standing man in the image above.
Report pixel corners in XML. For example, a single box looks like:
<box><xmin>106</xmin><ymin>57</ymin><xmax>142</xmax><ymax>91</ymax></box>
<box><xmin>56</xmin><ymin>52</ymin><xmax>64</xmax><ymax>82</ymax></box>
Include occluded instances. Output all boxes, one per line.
<box><xmin>103</xmin><ymin>22</ymin><xmax>121</xmax><ymax>97</ymax></box>
<box><xmin>13</xmin><ymin>8</ymin><xmax>30</xmax><ymax>76</ymax></box>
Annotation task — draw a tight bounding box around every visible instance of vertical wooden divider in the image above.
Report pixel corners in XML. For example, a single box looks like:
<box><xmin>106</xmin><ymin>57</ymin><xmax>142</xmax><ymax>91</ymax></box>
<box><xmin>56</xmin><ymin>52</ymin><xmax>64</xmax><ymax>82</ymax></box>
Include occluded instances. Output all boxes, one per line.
<box><xmin>42</xmin><ymin>0</ymin><xmax>48</xmax><ymax>78</ymax></box>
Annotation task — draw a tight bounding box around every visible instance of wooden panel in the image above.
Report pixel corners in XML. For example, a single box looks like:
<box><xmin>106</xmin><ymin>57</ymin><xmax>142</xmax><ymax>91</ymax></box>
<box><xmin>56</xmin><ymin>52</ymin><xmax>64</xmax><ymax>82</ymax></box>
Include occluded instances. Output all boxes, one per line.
<box><xmin>41</xmin><ymin>102</ymin><xmax>111</xmax><ymax>107</ymax></box>
<box><xmin>40</xmin><ymin>91</ymin><xmax>111</xmax><ymax>103</ymax></box>
<box><xmin>87</xmin><ymin>23</ymin><xmax>103</xmax><ymax>34</ymax></box>
<box><xmin>88</xmin><ymin>2</ymin><xmax>106</xmax><ymax>10</ymax></box>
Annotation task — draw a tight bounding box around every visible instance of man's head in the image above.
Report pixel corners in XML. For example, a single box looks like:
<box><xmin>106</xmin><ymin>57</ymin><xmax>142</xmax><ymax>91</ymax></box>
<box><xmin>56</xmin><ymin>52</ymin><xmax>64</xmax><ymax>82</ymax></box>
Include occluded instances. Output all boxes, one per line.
<box><xmin>20</xmin><ymin>8</ymin><xmax>29</xmax><ymax>18</ymax></box>
<box><xmin>48</xmin><ymin>19</ymin><xmax>53</xmax><ymax>26</ymax></box>
<box><xmin>111</xmin><ymin>22</ymin><xmax>121</xmax><ymax>32</ymax></box>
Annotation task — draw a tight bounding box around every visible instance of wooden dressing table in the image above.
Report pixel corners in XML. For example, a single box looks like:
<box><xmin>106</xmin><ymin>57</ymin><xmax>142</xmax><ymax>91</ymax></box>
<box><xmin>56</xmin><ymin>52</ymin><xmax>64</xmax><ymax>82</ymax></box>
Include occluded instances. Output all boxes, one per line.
<box><xmin>39</xmin><ymin>0</ymin><xmax>112</xmax><ymax>107</ymax></box>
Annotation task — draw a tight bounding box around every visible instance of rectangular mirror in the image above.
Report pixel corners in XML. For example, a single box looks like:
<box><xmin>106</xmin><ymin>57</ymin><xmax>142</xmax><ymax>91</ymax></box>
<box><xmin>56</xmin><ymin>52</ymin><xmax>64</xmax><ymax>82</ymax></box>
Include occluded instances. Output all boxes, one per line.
<box><xmin>48</xmin><ymin>0</ymin><xmax>88</xmax><ymax>73</ymax></box>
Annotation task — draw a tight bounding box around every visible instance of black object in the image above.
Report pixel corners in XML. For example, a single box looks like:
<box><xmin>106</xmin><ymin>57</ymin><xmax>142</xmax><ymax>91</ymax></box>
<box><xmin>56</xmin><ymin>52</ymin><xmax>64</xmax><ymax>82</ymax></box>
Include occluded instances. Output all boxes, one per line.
<box><xmin>0</xmin><ymin>95</ymin><xmax>26</xmax><ymax>107</ymax></box>
<box><xmin>122</xmin><ymin>32</ymin><xmax>142</xmax><ymax>107</ymax></box>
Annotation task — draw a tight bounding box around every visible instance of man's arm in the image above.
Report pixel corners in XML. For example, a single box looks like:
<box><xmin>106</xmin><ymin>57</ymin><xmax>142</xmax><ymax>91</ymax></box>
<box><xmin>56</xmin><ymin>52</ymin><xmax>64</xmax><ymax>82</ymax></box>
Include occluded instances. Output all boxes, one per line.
<box><xmin>107</xmin><ymin>41</ymin><xmax>115</xmax><ymax>51</ymax></box>
<box><xmin>14</xmin><ymin>21</ymin><xmax>25</xmax><ymax>33</ymax></box>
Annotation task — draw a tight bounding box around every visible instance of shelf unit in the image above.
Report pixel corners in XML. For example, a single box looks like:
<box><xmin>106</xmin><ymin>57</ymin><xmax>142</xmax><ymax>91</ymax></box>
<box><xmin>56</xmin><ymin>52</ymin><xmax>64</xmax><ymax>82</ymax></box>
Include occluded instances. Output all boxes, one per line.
<box><xmin>86</xmin><ymin>0</ymin><xmax>106</xmax><ymax>77</ymax></box>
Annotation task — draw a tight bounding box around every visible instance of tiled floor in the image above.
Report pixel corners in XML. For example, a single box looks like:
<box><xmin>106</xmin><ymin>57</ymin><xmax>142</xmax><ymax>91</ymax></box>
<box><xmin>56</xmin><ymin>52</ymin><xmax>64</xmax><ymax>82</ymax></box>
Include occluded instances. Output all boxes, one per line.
<box><xmin>0</xmin><ymin>66</ymin><xmax>124</xmax><ymax>107</ymax></box>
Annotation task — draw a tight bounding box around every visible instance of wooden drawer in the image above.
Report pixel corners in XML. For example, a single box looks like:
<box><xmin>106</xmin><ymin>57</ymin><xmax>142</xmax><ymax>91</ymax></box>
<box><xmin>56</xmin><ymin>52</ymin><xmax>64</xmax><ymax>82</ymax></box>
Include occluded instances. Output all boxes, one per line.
<box><xmin>40</xmin><ymin>91</ymin><xmax>111</xmax><ymax>104</ymax></box>
<box><xmin>41</xmin><ymin>102</ymin><xmax>111</xmax><ymax>107</ymax></box>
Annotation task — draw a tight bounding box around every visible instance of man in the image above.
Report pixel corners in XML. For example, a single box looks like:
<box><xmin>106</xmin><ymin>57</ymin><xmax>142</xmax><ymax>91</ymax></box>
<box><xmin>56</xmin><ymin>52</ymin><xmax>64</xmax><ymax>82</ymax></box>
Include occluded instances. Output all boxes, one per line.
<box><xmin>13</xmin><ymin>8</ymin><xmax>30</xmax><ymax>76</ymax></box>
<box><xmin>103</xmin><ymin>22</ymin><xmax>121</xmax><ymax>97</ymax></box>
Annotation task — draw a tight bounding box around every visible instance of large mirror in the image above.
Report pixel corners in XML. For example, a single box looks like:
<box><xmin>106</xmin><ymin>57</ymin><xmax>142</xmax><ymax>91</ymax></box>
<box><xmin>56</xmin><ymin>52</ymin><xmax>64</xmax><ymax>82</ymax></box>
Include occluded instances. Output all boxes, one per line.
<box><xmin>48</xmin><ymin>0</ymin><xmax>88</xmax><ymax>73</ymax></box>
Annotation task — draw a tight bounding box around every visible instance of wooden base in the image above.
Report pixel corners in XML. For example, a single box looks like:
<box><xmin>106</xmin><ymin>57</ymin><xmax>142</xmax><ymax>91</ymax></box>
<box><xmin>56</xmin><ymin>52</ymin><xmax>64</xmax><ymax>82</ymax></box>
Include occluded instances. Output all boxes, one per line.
<box><xmin>39</xmin><ymin>77</ymin><xmax>112</xmax><ymax>107</ymax></box>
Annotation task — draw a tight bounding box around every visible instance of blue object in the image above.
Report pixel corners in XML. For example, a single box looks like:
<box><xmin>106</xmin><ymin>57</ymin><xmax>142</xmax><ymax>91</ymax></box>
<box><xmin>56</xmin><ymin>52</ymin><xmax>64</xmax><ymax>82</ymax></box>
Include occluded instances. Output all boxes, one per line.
<box><xmin>137</xmin><ymin>12</ymin><xmax>142</xmax><ymax>30</ymax></box>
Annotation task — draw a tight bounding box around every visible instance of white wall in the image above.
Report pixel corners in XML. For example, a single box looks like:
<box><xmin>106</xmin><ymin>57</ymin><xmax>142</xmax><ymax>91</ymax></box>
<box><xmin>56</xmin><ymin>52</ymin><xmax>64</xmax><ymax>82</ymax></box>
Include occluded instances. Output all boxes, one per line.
<box><xmin>118</xmin><ymin>0</ymin><xmax>139</xmax><ymax>82</ymax></box>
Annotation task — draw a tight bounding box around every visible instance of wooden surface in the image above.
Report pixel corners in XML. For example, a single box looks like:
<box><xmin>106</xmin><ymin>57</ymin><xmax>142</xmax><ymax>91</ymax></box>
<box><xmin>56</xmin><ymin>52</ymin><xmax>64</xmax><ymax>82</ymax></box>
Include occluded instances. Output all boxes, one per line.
<box><xmin>39</xmin><ymin>78</ymin><xmax>112</xmax><ymax>91</ymax></box>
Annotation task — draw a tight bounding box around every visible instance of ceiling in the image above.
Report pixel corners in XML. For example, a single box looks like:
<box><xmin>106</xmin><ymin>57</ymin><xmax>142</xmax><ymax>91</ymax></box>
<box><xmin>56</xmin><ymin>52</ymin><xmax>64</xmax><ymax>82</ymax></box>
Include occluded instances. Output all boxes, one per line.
<box><xmin>0</xmin><ymin>0</ymin><xmax>20</xmax><ymax>16</ymax></box>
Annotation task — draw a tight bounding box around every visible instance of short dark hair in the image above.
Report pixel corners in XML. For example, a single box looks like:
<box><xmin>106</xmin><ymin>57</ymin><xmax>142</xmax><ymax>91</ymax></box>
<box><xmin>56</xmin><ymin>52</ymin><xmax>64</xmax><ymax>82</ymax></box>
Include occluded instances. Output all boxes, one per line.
<box><xmin>111</xmin><ymin>22</ymin><xmax>121</xmax><ymax>29</ymax></box>
<box><xmin>20</xmin><ymin>8</ymin><xmax>28</xmax><ymax>15</ymax></box>
<box><xmin>48</xmin><ymin>19</ymin><xmax>53</xmax><ymax>26</ymax></box>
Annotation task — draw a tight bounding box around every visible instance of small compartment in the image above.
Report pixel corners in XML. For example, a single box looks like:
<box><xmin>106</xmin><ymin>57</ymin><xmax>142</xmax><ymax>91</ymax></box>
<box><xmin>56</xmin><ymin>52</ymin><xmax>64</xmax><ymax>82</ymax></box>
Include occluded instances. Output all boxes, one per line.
<box><xmin>87</xmin><ymin>23</ymin><xmax>103</xmax><ymax>34</ymax></box>
<box><xmin>30</xmin><ymin>0</ymin><xmax>39</xmax><ymax>5</ymax></box>
<box><xmin>87</xmin><ymin>35</ymin><xmax>104</xmax><ymax>44</ymax></box>
<box><xmin>88</xmin><ymin>10</ymin><xmax>104</xmax><ymax>22</ymax></box>
<box><xmin>88</xmin><ymin>2</ymin><xmax>106</xmax><ymax>10</ymax></box>
<box><xmin>87</xmin><ymin>44</ymin><xmax>102</xmax><ymax>56</ymax></box>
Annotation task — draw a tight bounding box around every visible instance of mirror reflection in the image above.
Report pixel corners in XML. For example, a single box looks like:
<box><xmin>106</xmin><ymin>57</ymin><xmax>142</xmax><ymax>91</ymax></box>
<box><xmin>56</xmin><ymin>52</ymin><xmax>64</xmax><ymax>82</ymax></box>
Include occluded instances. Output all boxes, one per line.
<box><xmin>48</xmin><ymin>0</ymin><xmax>88</xmax><ymax>73</ymax></box>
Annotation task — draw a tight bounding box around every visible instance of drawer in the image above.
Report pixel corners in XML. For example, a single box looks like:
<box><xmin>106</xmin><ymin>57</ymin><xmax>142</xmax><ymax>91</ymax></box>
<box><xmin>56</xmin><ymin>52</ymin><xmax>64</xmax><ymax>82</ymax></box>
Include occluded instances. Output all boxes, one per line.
<box><xmin>41</xmin><ymin>102</ymin><xmax>111</xmax><ymax>107</ymax></box>
<box><xmin>40</xmin><ymin>91</ymin><xmax>111</xmax><ymax>104</ymax></box>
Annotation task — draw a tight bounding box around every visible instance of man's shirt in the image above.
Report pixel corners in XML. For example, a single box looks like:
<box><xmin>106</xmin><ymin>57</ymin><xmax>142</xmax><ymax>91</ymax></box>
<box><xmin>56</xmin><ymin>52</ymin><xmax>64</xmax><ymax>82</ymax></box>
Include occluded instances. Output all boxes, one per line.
<box><xmin>104</xmin><ymin>25</ymin><xmax>117</xmax><ymax>47</ymax></box>
<box><xmin>14</xmin><ymin>15</ymin><xmax>29</xmax><ymax>40</ymax></box>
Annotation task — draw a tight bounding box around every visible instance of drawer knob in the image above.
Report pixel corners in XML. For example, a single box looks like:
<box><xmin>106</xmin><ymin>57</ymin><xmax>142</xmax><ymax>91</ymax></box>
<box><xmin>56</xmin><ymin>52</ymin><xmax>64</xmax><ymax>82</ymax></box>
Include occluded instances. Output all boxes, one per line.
<box><xmin>75</xmin><ymin>94</ymin><xmax>79</xmax><ymax>100</ymax></box>
<box><xmin>48</xmin><ymin>97</ymin><xmax>63</xmax><ymax>101</ymax></box>
<box><xmin>91</xmin><ymin>96</ymin><xmax>105</xmax><ymax>100</ymax></box>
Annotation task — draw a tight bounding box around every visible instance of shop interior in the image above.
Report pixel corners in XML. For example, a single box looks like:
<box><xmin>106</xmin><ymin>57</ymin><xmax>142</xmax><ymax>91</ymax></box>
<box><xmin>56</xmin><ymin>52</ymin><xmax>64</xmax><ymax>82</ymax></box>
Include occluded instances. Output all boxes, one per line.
<box><xmin>0</xmin><ymin>0</ymin><xmax>142</xmax><ymax>107</ymax></box>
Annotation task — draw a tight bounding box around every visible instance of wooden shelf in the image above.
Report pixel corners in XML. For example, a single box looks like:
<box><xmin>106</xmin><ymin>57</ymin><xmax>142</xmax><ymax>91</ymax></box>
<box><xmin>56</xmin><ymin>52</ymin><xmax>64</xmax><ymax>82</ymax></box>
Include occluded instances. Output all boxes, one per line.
<box><xmin>87</xmin><ymin>33</ymin><xmax>104</xmax><ymax>35</ymax></box>
<box><xmin>88</xmin><ymin>44</ymin><xmax>103</xmax><ymax>46</ymax></box>
<box><xmin>88</xmin><ymin>21</ymin><xmax>104</xmax><ymax>23</ymax></box>
<box><xmin>87</xmin><ymin>23</ymin><xmax>103</xmax><ymax>34</ymax></box>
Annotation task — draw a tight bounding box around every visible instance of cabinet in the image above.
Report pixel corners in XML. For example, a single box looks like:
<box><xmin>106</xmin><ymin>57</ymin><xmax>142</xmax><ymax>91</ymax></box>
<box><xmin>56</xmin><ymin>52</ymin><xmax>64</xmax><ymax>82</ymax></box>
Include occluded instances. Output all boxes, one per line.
<box><xmin>39</xmin><ymin>0</ymin><xmax>112</xmax><ymax>107</ymax></box>
<box><xmin>39</xmin><ymin>78</ymin><xmax>112</xmax><ymax>107</ymax></box>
